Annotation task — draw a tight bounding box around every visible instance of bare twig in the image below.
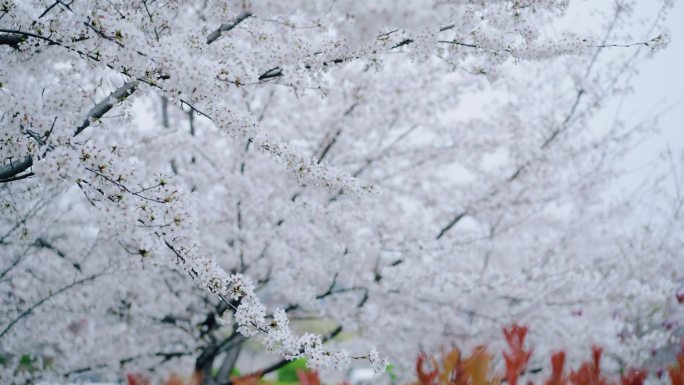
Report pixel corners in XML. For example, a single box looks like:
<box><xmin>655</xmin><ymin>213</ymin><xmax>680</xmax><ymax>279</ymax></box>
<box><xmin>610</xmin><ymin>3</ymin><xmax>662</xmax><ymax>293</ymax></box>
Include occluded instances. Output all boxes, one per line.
<box><xmin>0</xmin><ymin>271</ymin><xmax>107</xmax><ymax>339</ymax></box>
<box><xmin>206</xmin><ymin>12</ymin><xmax>252</xmax><ymax>44</ymax></box>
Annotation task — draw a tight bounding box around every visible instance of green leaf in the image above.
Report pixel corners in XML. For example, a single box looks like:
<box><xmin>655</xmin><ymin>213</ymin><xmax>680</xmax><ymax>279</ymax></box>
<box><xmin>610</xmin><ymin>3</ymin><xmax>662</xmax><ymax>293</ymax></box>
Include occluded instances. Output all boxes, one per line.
<box><xmin>277</xmin><ymin>358</ymin><xmax>308</xmax><ymax>382</ymax></box>
<box><xmin>19</xmin><ymin>354</ymin><xmax>33</xmax><ymax>366</ymax></box>
<box><xmin>387</xmin><ymin>364</ymin><xmax>398</xmax><ymax>383</ymax></box>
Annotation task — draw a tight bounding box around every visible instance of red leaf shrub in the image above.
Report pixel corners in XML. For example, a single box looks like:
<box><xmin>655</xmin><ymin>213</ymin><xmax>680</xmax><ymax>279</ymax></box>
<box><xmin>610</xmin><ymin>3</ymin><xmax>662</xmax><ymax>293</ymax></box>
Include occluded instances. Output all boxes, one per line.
<box><xmin>503</xmin><ymin>325</ymin><xmax>533</xmax><ymax>385</ymax></box>
<box><xmin>410</xmin><ymin>325</ymin><xmax>683</xmax><ymax>385</ymax></box>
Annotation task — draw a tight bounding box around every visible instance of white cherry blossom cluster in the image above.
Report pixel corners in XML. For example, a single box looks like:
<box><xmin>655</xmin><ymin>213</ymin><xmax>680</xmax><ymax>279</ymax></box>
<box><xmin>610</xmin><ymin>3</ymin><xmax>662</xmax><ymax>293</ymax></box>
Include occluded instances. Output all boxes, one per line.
<box><xmin>0</xmin><ymin>0</ymin><xmax>680</xmax><ymax>384</ymax></box>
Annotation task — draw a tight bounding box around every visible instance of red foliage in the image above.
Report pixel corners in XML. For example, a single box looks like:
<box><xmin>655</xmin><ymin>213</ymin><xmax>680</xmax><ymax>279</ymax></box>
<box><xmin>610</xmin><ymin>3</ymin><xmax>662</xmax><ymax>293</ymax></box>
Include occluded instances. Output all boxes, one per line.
<box><xmin>669</xmin><ymin>352</ymin><xmax>684</xmax><ymax>385</ymax></box>
<box><xmin>442</xmin><ymin>348</ymin><xmax>467</xmax><ymax>385</ymax></box>
<box><xmin>124</xmin><ymin>326</ymin><xmax>684</xmax><ymax>385</ymax></box>
<box><xmin>620</xmin><ymin>369</ymin><xmax>647</xmax><ymax>385</ymax></box>
<box><xmin>463</xmin><ymin>346</ymin><xmax>497</xmax><ymax>385</ymax></box>
<box><xmin>545</xmin><ymin>352</ymin><xmax>568</xmax><ymax>385</ymax></box>
<box><xmin>164</xmin><ymin>374</ymin><xmax>186</xmax><ymax>385</ymax></box>
<box><xmin>503</xmin><ymin>325</ymin><xmax>533</xmax><ymax>385</ymax></box>
<box><xmin>232</xmin><ymin>371</ymin><xmax>263</xmax><ymax>385</ymax></box>
<box><xmin>409</xmin><ymin>326</ymin><xmax>684</xmax><ymax>385</ymax></box>
<box><xmin>417</xmin><ymin>353</ymin><xmax>441</xmax><ymax>385</ymax></box>
<box><xmin>126</xmin><ymin>371</ymin><xmax>204</xmax><ymax>385</ymax></box>
<box><xmin>568</xmin><ymin>346</ymin><xmax>613</xmax><ymax>385</ymax></box>
<box><xmin>296</xmin><ymin>369</ymin><xmax>322</xmax><ymax>385</ymax></box>
<box><xmin>126</xmin><ymin>373</ymin><xmax>150</xmax><ymax>385</ymax></box>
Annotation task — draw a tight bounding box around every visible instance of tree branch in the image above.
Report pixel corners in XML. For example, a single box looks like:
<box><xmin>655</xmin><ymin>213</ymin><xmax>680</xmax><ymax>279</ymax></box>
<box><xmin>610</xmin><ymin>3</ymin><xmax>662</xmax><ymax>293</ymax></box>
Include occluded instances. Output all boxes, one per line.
<box><xmin>0</xmin><ymin>156</ymin><xmax>33</xmax><ymax>183</ymax></box>
<box><xmin>74</xmin><ymin>81</ymin><xmax>138</xmax><ymax>136</ymax></box>
<box><xmin>0</xmin><ymin>81</ymin><xmax>137</xmax><ymax>182</ymax></box>
<box><xmin>541</xmin><ymin>89</ymin><xmax>585</xmax><ymax>149</ymax></box>
<box><xmin>436</xmin><ymin>212</ymin><xmax>467</xmax><ymax>240</ymax></box>
<box><xmin>219</xmin><ymin>326</ymin><xmax>343</xmax><ymax>385</ymax></box>
<box><xmin>0</xmin><ymin>271</ymin><xmax>107</xmax><ymax>339</ymax></box>
<box><xmin>0</xmin><ymin>33</ymin><xmax>24</xmax><ymax>47</ymax></box>
<box><xmin>206</xmin><ymin>12</ymin><xmax>252</xmax><ymax>44</ymax></box>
